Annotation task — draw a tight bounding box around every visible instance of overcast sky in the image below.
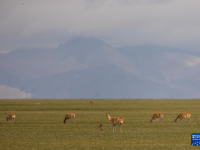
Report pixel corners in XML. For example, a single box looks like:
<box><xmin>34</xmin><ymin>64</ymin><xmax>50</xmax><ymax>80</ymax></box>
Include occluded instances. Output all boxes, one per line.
<box><xmin>1</xmin><ymin>0</ymin><xmax>200</xmax><ymax>53</ymax></box>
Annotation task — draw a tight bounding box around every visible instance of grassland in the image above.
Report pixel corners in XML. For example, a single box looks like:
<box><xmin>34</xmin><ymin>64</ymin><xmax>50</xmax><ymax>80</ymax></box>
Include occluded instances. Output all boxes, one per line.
<box><xmin>0</xmin><ymin>99</ymin><xmax>200</xmax><ymax>150</ymax></box>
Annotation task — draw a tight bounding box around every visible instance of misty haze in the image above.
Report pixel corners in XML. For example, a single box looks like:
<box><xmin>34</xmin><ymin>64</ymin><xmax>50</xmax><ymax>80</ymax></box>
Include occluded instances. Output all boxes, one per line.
<box><xmin>1</xmin><ymin>0</ymin><xmax>200</xmax><ymax>99</ymax></box>
<box><xmin>2</xmin><ymin>1</ymin><xmax>200</xmax><ymax>150</ymax></box>
<box><xmin>1</xmin><ymin>37</ymin><xmax>200</xmax><ymax>99</ymax></box>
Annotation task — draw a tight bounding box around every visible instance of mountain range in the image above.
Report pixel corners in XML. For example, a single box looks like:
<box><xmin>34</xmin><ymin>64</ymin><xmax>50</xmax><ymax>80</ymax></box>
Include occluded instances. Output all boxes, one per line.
<box><xmin>1</xmin><ymin>37</ymin><xmax>200</xmax><ymax>99</ymax></box>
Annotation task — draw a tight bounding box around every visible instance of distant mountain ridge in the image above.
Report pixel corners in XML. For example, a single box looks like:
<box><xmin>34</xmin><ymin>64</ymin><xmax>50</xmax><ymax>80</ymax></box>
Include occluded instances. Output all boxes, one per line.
<box><xmin>1</xmin><ymin>37</ymin><xmax>200</xmax><ymax>99</ymax></box>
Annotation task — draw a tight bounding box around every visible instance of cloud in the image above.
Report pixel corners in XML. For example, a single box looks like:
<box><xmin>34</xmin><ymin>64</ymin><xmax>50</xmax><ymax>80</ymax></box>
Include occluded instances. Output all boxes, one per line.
<box><xmin>0</xmin><ymin>85</ymin><xmax>32</xmax><ymax>99</ymax></box>
<box><xmin>0</xmin><ymin>0</ymin><xmax>200</xmax><ymax>52</ymax></box>
<box><xmin>186</xmin><ymin>57</ymin><xmax>200</xmax><ymax>67</ymax></box>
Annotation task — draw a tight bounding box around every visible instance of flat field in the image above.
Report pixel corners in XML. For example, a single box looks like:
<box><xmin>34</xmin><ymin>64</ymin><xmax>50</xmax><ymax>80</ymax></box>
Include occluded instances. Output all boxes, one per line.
<box><xmin>0</xmin><ymin>99</ymin><xmax>200</xmax><ymax>150</ymax></box>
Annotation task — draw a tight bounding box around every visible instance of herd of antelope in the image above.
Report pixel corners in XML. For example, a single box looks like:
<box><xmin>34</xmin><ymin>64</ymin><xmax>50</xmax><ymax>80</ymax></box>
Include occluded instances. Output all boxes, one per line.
<box><xmin>6</xmin><ymin>101</ymin><xmax>192</xmax><ymax>134</ymax></box>
<box><xmin>150</xmin><ymin>112</ymin><xmax>191</xmax><ymax>123</ymax></box>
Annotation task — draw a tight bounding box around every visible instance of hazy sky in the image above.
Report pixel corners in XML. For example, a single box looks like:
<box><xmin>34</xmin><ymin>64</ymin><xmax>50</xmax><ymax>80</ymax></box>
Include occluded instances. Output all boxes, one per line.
<box><xmin>1</xmin><ymin>0</ymin><xmax>200</xmax><ymax>53</ymax></box>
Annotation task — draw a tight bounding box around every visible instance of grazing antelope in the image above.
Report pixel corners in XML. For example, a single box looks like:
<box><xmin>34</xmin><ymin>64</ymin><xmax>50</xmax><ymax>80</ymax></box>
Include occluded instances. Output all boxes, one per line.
<box><xmin>63</xmin><ymin>113</ymin><xmax>75</xmax><ymax>124</ymax></box>
<box><xmin>90</xmin><ymin>100</ymin><xmax>93</xmax><ymax>104</ymax></box>
<box><xmin>35</xmin><ymin>103</ymin><xmax>40</xmax><ymax>105</ymax></box>
<box><xmin>99</xmin><ymin>124</ymin><xmax>103</xmax><ymax>132</ymax></box>
<box><xmin>174</xmin><ymin>112</ymin><xmax>191</xmax><ymax>123</ymax></box>
<box><xmin>150</xmin><ymin>112</ymin><xmax>163</xmax><ymax>123</ymax></box>
<box><xmin>6</xmin><ymin>113</ymin><xmax>16</xmax><ymax>123</ymax></box>
<box><xmin>106</xmin><ymin>113</ymin><xmax>123</xmax><ymax>133</ymax></box>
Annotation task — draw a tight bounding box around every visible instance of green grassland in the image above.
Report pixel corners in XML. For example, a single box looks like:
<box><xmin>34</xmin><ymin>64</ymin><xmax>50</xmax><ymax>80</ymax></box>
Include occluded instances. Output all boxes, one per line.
<box><xmin>0</xmin><ymin>99</ymin><xmax>200</xmax><ymax>150</ymax></box>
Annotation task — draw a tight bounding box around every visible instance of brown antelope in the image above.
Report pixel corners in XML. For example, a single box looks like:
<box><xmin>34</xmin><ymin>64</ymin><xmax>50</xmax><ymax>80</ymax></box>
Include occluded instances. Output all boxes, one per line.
<box><xmin>63</xmin><ymin>113</ymin><xmax>75</xmax><ymax>124</ymax></box>
<box><xmin>150</xmin><ymin>112</ymin><xmax>163</xmax><ymax>123</ymax></box>
<box><xmin>174</xmin><ymin>112</ymin><xmax>191</xmax><ymax>123</ymax></box>
<box><xmin>35</xmin><ymin>103</ymin><xmax>40</xmax><ymax>105</ymax></box>
<box><xmin>90</xmin><ymin>100</ymin><xmax>93</xmax><ymax>104</ymax></box>
<box><xmin>6</xmin><ymin>113</ymin><xmax>16</xmax><ymax>123</ymax></box>
<box><xmin>99</xmin><ymin>124</ymin><xmax>103</xmax><ymax>132</ymax></box>
<box><xmin>106</xmin><ymin>113</ymin><xmax>123</xmax><ymax>133</ymax></box>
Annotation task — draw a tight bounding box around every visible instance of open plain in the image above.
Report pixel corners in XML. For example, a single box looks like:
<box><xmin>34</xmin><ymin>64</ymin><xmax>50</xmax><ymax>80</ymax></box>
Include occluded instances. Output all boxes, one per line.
<box><xmin>0</xmin><ymin>99</ymin><xmax>199</xmax><ymax>150</ymax></box>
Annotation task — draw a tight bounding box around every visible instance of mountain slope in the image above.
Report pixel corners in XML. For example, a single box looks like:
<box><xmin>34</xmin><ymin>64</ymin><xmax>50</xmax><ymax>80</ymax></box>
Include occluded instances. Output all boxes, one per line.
<box><xmin>118</xmin><ymin>45</ymin><xmax>200</xmax><ymax>98</ymax></box>
<box><xmin>1</xmin><ymin>38</ymin><xmax>200</xmax><ymax>99</ymax></box>
<box><xmin>20</xmin><ymin>64</ymin><xmax>188</xmax><ymax>99</ymax></box>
